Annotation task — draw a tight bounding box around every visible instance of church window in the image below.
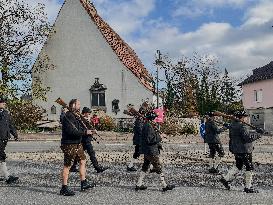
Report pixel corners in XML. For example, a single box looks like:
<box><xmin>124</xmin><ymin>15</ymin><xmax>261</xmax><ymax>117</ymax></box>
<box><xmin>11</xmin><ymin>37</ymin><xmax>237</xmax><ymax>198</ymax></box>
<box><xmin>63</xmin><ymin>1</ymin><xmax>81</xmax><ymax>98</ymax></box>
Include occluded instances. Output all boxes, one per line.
<box><xmin>90</xmin><ymin>78</ymin><xmax>107</xmax><ymax>111</ymax></box>
<box><xmin>92</xmin><ymin>92</ymin><xmax>105</xmax><ymax>106</ymax></box>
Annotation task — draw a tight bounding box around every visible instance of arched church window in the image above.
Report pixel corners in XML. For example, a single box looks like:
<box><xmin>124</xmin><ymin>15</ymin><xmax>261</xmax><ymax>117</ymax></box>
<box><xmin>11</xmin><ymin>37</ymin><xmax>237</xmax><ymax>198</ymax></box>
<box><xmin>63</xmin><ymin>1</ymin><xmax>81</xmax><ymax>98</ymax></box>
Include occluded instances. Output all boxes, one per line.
<box><xmin>51</xmin><ymin>105</ymin><xmax>56</xmax><ymax>114</ymax></box>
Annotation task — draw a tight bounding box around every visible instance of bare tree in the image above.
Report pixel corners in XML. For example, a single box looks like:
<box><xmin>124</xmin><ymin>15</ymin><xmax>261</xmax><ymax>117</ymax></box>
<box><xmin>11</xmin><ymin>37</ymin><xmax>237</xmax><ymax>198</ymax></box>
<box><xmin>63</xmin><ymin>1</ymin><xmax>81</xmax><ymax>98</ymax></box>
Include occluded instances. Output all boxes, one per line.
<box><xmin>0</xmin><ymin>0</ymin><xmax>50</xmax><ymax>97</ymax></box>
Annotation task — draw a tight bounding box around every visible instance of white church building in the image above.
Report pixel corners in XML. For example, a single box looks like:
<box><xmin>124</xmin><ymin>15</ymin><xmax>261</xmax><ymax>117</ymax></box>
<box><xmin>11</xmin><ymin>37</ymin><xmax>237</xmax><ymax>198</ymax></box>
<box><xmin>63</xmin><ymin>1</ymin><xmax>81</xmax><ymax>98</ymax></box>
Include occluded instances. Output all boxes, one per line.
<box><xmin>33</xmin><ymin>0</ymin><xmax>156</xmax><ymax>121</ymax></box>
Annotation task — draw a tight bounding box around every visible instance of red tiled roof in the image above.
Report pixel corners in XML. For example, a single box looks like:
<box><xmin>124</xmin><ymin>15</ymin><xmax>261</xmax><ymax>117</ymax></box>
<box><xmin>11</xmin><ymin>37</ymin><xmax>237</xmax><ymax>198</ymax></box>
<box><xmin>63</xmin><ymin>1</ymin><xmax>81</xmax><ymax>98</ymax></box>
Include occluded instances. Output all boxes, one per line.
<box><xmin>79</xmin><ymin>0</ymin><xmax>154</xmax><ymax>92</ymax></box>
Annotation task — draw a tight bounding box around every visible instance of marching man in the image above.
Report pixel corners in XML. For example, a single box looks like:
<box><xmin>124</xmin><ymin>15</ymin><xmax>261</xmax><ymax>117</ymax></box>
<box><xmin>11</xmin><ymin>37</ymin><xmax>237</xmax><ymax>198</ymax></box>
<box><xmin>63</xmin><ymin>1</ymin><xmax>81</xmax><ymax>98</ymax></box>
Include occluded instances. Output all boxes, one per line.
<box><xmin>0</xmin><ymin>96</ymin><xmax>19</xmax><ymax>184</ymax></box>
<box><xmin>135</xmin><ymin>110</ymin><xmax>174</xmax><ymax>192</ymax></box>
<box><xmin>204</xmin><ymin>112</ymin><xmax>227</xmax><ymax>173</ymax></box>
<box><xmin>220</xmin><ymin>110</ymin><xmax>263</xmax><ymax>193</ymax></box>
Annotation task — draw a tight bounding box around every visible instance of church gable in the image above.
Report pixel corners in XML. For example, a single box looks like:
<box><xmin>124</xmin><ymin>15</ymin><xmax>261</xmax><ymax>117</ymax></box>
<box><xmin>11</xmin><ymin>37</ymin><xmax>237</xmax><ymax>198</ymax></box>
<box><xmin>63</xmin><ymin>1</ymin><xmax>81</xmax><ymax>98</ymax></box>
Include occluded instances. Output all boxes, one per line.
<box><xmin>79</xmin><ymin>0</ymin><xmax>154</xmax><ymax>92</ymax></box>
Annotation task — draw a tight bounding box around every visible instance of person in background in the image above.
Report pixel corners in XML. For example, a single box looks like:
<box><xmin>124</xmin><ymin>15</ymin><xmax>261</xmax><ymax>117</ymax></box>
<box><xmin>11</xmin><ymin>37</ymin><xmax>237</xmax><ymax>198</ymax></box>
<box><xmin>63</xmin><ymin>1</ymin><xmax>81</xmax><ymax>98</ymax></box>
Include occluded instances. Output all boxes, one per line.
<box><xmin>70</xmin><ymin>107</ymin><xmax>108</xmax><ymax>173</ymax></box>
<box><xmin>204</xmin><ymin>112</ymin><xmax>227</xmax><ymax>173</ymax></box>
<box><xmin>0</xmin><ymin>96</ymin><xmax>19</xmax><ymax>184</ymax></box>
<box><xmin>91</xmin><ymin>114</ymin><xmax>100</xmax><ymax>130</ymax></box>
<box><xmin>135</xmin><ymin>111</ymin><xmax>175</xmax><ymax>192</ymax></box>
<box><xmin>199</xmin><ymin>118</ymin><xmax>207</xmax><ymax>154</ymax></box>
<box><xmin>220</xmin><ymin>110</ymin><xmax>263</xmax><ymax>193</ymax></box>
<box><xmin>127</xmin><ymin>106</ymin><xmax>146</xmax><ymax>172</ymax></box>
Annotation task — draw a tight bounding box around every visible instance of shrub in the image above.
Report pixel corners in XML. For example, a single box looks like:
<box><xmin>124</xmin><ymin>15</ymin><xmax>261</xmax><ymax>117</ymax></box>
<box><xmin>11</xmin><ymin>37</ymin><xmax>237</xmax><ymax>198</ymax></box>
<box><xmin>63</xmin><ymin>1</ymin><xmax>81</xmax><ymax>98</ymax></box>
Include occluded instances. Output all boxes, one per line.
<box><xmin>181</xmin><ymin>123</ymin><xmax>198</xmax><ymax>135</ymax></box>
<box><xmin>161</xmin><ymin>118</ymin><xmax>181</xmax><ymax>135</ymax></box>
<box><xmin>97</xmin><ymin>116</ymin><xmax>116</xmax><ymax>131</ymax></box>
<box><xmin>7</xmin><ymin>100</ymin><xmax>45</xmax><ymax>131</ymax></box>
<box><xmin>161</xmin><ymin>117</ymin><xmax>198</xmax><ymax>135</ymax></box>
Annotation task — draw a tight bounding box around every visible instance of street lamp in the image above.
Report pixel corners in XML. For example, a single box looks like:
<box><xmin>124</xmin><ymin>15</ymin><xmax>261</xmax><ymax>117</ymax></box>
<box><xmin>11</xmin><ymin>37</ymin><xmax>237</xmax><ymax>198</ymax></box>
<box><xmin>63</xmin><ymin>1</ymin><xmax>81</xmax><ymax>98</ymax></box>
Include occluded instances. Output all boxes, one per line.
<box><xmin>155</xmin><ymin>50</ymin><xmax>163</xmax><ymax>108</ymax></box>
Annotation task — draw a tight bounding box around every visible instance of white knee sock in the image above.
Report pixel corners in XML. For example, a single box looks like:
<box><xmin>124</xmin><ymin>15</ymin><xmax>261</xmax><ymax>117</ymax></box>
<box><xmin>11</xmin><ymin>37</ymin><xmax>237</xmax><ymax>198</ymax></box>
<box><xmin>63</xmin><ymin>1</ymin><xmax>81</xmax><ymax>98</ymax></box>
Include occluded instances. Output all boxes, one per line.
<box><xmin>223</xmin><ymin>165</ymin><xmax>239</xmax><ymax>181</ymax></box>
<box><xmin>0</xmin><ymin>162</ymin><xmax>10</xmax><ymax>180</ymax></box>
<box><xmin>128</xmin><ymin>158</ymin><xmax>136</xmax><ymax>168</ymax></box>
<box><xmin>245</xmin><ymin>171</ymin><xmax>253</xmax><ymax>189</ymax></box>
<box><xmin>209</xmin><ymin>158</ymin><xmax>214</xmax><ymax>168</ymax></box>
<box><xmin>136</xmin><ymin>171</ymin><xmax>146</xmax><ymax>187</ymax></box>
<box><xmin>214</xmin><ymin>156</ymin><xmax>222</xmax><ymax>169</ymax></box>
<box><xmin>149</xmin><ymin>164</ymin><xmax>153</xmax><ymax>170</ymax></box>
<box><xmin>160</xmin><ymin>173</ymin><xmax>167</xmax><ymax>188</ymax></box>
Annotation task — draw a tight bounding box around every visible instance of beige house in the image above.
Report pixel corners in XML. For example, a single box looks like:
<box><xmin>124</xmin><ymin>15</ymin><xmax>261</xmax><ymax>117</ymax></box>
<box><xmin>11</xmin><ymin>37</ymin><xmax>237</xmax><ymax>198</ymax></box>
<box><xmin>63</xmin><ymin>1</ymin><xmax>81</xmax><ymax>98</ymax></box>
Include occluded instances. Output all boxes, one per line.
<box><xmin>32</xmin><ymin>0</ymin><xmax>155</xmax><ymax>121</ymax></box>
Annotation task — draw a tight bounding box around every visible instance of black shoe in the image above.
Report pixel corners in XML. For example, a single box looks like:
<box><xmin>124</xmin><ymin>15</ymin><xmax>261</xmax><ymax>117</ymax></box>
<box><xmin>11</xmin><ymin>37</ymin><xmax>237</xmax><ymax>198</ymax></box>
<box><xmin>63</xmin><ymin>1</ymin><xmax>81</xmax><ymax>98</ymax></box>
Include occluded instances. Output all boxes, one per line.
<box><xmin>150</xmin><ymin>168</ymin><xmax>157</xmax><ymax>173</ymax></box>
<box><xmin>220</xmin><ymin>178</ymin><xmax>230</xmax><ymax>190</ymax></box>
<box><xmin>60</xmin><ymin>185</ymin><xmax>75</xmax><ymax>196</ymax></box>
<box><xmin>70</xmin><ymin>166</ymin><xmax>79</xmax><ymax>173</ymax></box>
<box><xmin>162</xmin><ymin>184</ymin><xmax>175</xmax><ymax>192</ymax></box>
<box><xmin>81</xmin><ymin>179</ymin><xmax>95</xmax><ymax>191</ymax></box>
<box><xmin>96</xmin><ymin>166</ymin><xmax>108</xmax><ymax>173</ymax></box>
<box><xmin>208</xmin><ymin>167</ymin><xmax>219</xmax><ymax>174</ymax></box>
<box><xmin>127</xmin><ymin>166</ymin><xmax>137</xmax><ymax>172</ymax></box>
<box><xmin>244</xmin><ymin>187</ymin><xmax>259</xmax><ymax>193</ymax></box>
<box><xmin>135</xmin><ymin>185</ymin><xmax>147</xmax><ymax>191</ymax></box>
<box><xmin>6</xmin><ymin>176</ymin><xmax>19</xmax><ymax>184</ymax></box>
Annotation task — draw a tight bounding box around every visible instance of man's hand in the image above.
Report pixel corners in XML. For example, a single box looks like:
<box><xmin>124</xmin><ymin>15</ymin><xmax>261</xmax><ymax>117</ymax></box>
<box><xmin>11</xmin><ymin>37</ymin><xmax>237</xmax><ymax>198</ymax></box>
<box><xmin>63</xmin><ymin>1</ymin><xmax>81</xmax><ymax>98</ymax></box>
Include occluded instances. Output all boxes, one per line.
<box><xmin>86</xmin><ymin>130</ymin><xmax>97</xmax><ymax>135</ymax></box>
<box><xmin>91</xmin><ymin>129</ymin><xmax>97</xmax><ymax>135</ymax></box>
<box><xmin>256</xmin><ymin>128</ymin><xmax>264</xmax><ymax>134</ymax></box>
<box><xmin>158</xmin><ymin>143</ymin><xmax>163</xmax><ymax>150</ymax></box>
<box><xmin>86</xmin><ymin>130</ymin><xmax>93</xmax><ymax>135</ymax></box>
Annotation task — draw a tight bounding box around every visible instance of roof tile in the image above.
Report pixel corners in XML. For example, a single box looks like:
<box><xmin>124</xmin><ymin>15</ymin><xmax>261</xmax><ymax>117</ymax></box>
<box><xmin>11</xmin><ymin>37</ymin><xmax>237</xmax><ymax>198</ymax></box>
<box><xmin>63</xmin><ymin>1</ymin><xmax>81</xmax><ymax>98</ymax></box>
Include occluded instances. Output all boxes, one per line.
<box><xmin>239</xmin><ymin>61</ymin><xmax>273</xmax><ymax>86</ymax></box>
<box><xmin>80</xmin><ymin>0</ymin><xmax>154</xmax><ymax>91</ymax></box>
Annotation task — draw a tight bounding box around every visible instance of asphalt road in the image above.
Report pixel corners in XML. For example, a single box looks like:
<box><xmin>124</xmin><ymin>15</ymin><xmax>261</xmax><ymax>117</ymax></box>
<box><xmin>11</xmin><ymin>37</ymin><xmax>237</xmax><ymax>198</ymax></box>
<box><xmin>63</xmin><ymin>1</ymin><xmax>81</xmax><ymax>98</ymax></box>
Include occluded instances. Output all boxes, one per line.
<box><xmin>5</xmin><ymin>140</ymin><xmax>273</xmax><ymax>154</ymax></box>
<box><xmin>1</xmin><ymin>141</ymin><xmax>273</xmax><ymax>205</ymax></box>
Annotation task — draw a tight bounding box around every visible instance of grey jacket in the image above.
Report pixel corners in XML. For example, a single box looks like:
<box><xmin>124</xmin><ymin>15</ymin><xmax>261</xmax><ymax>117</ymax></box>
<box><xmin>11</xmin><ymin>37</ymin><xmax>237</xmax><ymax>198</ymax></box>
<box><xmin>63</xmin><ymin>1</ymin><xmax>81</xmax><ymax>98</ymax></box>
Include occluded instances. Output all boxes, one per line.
<box><xmin>229</xmin><ymin>120</ymin><xmax>261</xmax><ymax>154</ymax></box>
<box><xmin>204</xmin><ymin>119</ymin><xmax>224</xmax><ymax>144</ymax></box>
<box><xmin>0</xmin><ymin>109</ymin><xmax>18</xmax><ymax>140</ymax></box>
<box><xmin>140</xmin><ymin>122</ymin><xmax>161</xmax><ymax>156</ymax></box>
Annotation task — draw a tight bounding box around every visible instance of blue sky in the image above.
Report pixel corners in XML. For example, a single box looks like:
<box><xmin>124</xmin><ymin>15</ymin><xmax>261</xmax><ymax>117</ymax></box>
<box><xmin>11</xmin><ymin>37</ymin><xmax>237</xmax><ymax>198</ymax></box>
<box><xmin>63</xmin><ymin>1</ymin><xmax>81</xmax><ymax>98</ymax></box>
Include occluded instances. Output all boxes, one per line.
<box><xmin>26</xmin><ymin>0</ymin><xmax>273</xmax><ymax>79</ymax></box>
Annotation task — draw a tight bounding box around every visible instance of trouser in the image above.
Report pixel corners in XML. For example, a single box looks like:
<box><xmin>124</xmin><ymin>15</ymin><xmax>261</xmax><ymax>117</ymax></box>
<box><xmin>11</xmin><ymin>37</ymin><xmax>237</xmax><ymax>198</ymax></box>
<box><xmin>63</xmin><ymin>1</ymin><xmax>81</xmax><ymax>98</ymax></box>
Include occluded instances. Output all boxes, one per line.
<box><xmin>223</xmin><ymin>153</ymin><xmax>254</xmax><ymax>189</ymax></box>
<box><xmin>0</xmin><ymin>140</ymin><xmax>8</xmax><ymax>162</ymax></box>
<box><xmin>208</xmin><ymin>143</ymin><xmax>225</xmax><ymax>158</ymax></box>
<box><xmin>235</xmin><ymin>153</ymin><xmax>253</xmax><ymax>171</ymax></box>
<box><xmin>133</xmin><ymin>145</ymin><xmax>141</xmax><ymax>159</ymax></box>
<box><xmin>142</xmin><ymin>155</ymin><xmax>162</xmax><ymax>174</ymax></box>
<box><xmin>137</xmin><ymin>154</ymin><xmax>167</xmax><ymax>188</ymax></box>
<box><xmin>0</xmin><ymin>140</ymin><xmax>10</xmax><ymax>179</ymax></box>
<box><xmin>208</xmin><ymin>143</ymin><xmax>224</xmax><ymax>169</ymax></box>
<box><xmin>71</xmin><ymin>141</ymin><xmax>99</xmax><ymax>169</ymax></box>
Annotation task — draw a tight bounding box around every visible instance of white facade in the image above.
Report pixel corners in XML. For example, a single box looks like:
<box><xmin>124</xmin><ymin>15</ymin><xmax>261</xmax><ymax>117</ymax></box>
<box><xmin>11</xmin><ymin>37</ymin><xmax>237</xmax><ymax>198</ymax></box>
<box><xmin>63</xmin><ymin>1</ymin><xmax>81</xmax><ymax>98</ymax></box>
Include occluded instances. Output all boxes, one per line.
<box><xmin>33</xmin><ymin>0</ymin><xmax>154</xmax><ymax>121</ymax></box>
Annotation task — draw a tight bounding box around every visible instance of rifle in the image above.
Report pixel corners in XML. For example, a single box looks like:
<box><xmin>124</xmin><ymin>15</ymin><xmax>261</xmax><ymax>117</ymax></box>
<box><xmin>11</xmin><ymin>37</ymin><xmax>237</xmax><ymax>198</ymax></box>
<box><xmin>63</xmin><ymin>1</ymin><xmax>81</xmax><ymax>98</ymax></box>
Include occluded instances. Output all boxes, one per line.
<box><xmin>212</xmin><ymin>111</ymin><xmax>257</xmax><ymax>130</ymax></box>
<box><xmin>55</xmin><ymin>97</ymin><xmax>102</xmax><ymax>143</ymax></box>
<box><xmin>124</xmin><ymin>104</ymin><xmax>162</xmax><ymax>134</ymax></box>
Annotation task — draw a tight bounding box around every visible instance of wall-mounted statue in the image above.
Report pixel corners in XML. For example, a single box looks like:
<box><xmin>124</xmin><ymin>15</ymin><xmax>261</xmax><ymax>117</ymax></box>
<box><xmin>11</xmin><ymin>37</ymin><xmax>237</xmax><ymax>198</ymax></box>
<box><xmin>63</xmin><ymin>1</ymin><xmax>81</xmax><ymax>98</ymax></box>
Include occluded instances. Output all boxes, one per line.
<box><xmin>112</xmin><ymin>99</ymin><xmax>120</xmax><ymax>114</ymax></box>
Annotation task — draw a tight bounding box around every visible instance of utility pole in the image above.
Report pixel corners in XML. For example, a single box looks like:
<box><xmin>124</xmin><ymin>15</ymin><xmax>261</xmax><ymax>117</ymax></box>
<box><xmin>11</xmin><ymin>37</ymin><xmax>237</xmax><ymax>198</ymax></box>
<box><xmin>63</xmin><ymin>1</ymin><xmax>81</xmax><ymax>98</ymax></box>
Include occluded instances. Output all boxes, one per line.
<box><xmin>155</xmin><ymin>50</ymin><xmax>162</xmax><ymax>108</ymax></box>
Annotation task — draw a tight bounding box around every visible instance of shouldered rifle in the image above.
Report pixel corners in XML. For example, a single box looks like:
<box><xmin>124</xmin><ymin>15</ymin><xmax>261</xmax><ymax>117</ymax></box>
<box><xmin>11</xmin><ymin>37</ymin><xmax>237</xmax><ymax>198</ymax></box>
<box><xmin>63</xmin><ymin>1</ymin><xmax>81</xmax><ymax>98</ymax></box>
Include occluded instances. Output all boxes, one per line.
<box><xmin>213</xmin><ymin>111</ymin><xmax>257</xmax><ymax>130</ymax></box>
<box><xmin>124</xmin><ymin>106</ymin><xmax>170</xmax><ymax>145</ymax></box>
<box><xmin>124</xmin><ymin>104</ymin><xmax>163</xmax><ymax>134</ymax></box>
<box><xmin>55</xmin><ymin>97</ymin><xmax>102</xmax><ymax>143</ymax></box>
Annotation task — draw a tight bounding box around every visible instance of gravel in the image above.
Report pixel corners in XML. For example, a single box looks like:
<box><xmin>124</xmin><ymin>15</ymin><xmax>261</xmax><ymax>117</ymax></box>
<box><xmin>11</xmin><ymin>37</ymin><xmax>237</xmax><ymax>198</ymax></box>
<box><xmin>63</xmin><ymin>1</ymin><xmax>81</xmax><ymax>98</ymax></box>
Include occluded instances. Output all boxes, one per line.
<box><xmin>1</xmin><ymin>141</ymin><xmax>273</xmax><ymax>204</ymax></box>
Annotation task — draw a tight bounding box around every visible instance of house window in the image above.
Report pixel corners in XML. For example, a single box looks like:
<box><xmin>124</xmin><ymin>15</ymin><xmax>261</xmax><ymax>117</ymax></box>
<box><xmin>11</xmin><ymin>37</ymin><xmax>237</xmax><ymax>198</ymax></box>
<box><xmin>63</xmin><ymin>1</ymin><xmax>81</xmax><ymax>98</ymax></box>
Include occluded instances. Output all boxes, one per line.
<box><xmin>254</xmin><ymin>89</ymin><xmax>262</xmax><ymax>103</ymax></box>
